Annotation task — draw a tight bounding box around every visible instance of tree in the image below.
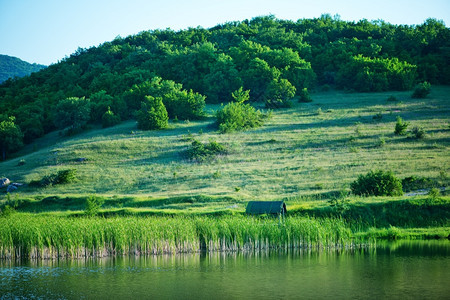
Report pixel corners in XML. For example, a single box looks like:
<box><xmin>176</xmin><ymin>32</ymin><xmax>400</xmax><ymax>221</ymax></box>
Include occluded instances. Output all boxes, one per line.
<box><xmin>0</xmin><ymin>117</ymin><xmax>24</xmax><ymax>160</ymax></box>
<box><xmin>216</xmin><ymin>88</ymin><xmax>264</xmax><ymax>133</ymax></box>
<box><xmin>136</xmin><ymin>96</ymin><xmax>168</xmax><ymax>130</ymax></box>
<box><xmin>241</xmin><ymin>58</ymin><xmax>281</xmax><ymax>101</ymax></box>
<box><xmin>102</xmin><ymin>107</ymin><xmax>121</xmax><ymax>128</ymax></box>
<box><xmin>264</xmin><ymin>78</ymin><xmax>296</xmax><ymax>108</ymax></box>
<box><xmin>54</xmin><ymin>97</ymin><xmax>91</xmax><ymax>132</ymax></box>
<box><xmin>299</xmin><ymin>88</ymin><xmax>312</xmax><ymax>102</ymax></box>
<box><xmin>231</xmin><ymin>87</ymin><xmax>250</xmax><ymax>103</ymax></box>
<box><xmin>394</xmin><ymin>116</ymin><xmax>409</xmax><ymax>135</ymax></box>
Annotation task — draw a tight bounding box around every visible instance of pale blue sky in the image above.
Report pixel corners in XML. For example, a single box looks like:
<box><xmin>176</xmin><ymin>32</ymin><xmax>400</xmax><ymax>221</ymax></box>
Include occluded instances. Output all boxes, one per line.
<box><xmin>1</xmin><ymin>0</ymin><xmax>449</xmax><ymax>65</ymax></box>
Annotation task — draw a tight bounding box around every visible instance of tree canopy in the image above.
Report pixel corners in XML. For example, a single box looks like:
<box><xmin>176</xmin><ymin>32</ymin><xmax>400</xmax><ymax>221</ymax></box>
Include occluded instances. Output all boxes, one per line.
<box><xmin>0</xmin><ymin>15</ymin><xmax>449</xmax><ymax>154</ymax></box>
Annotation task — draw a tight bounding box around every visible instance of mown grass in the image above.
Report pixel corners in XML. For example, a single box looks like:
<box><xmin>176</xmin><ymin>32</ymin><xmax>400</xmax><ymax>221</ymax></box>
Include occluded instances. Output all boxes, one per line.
<box><xmin>0</xmin><ymin>87</ymin><xmax>448</xmax><ymax>199</ymax></box>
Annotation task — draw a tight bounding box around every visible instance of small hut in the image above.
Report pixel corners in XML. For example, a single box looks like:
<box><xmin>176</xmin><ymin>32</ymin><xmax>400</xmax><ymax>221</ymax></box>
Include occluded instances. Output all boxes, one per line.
<box><xmin>245</xmin><ymin>201</ymin><xmax>287</xmax><ymax>217</ymax></box>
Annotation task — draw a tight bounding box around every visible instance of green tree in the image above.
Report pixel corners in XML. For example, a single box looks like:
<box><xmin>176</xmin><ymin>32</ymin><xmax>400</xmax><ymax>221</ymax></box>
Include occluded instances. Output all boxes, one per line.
<box><xmin>54</xmin><ymin>97</ymin><xmax>91</xmax><ymax>132</ymax></box>
<box><xmin>241</xmin><ymin>58</ymin><xmax>281</xmax><ymax>101</ymax></box>
<box><xmin>264</xmin><ymin>78</ymin><xmax>296</xmax><ymax>108</ymax></box>
<box><xmin>137</xmin><ymin>96</ymin><xmax>168</xmax><ymax>130</ymax></box>
<box><xmin>299</xmin><ymin>88</ymin><xmax>312</xmax><ymax>102</ymax></box>
<box><xmin>231</xmin><ymin>87</ymin><xmax>250</xmax><ymax>103</ymax></box>
<box><xmin>0</xmin><ymin>117</ymin><xmax>24</xmax><ymax>160</ymax></box>
<box><xmin>216</xmin><ymin>89</ymin><xmax>264</xmax><ymax>133</ymax></box>
<box><xmin>102</xmin><ymin>107</ymin><xmax>121</xmax><ymax>128</ymax></box>
<box><xmin>394</xmin><ymin>116</ymin><xmax>409</xmax><ymax>135</ymax></box>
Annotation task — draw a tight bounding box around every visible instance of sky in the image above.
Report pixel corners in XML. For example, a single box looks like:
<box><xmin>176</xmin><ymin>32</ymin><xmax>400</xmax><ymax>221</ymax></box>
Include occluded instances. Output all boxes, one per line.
<box><xmin>1</xmin><ymin>0</ymin><xmax>449</xmax><ymax>65</ymax></box>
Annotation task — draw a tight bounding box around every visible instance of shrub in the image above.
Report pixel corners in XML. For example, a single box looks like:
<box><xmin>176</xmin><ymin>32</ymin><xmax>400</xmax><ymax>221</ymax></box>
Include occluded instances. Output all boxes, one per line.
<box><xmin>163</xmin><ymin>89</ymin><xmax>206</xmax><ymax>120</ymax></box>
<box><xmin>186</xmin><ymin>139</ymin><xmax>227</xmax><ymax>162</ymax></box>
<box><xmin>136</xmin><ymin>96</ymin><xmax>168</xmax><ymax>130</ymax></box>
<box><xmin>54</xmin><ymin>169</ymin><xmax>77</xmax><ymax>184</ymax></box>
<box><xmin>394</xmin><ymin>116</ymin><xmax>408</xmax><ymax>135</ymax></box>
<box><xmin>216</xmin><ymin>102</ymin><xmax>264</xmax><ymax>133</ymax></box>
<box><xmin>299</xmin><ymin>88</ymin><xmax>312</xmax><ymax>102</ymax></box>
<box><xmin>30</xmin><ymin>169</ymin><xmax>77</xmax><ymax>187</ymax></box>
<box><xmin>376</xmin><ymin>136</ymin><xmax>386</xmax><ymax>148</ymax></box>
<box><xmin>351</xmin><ymin>170</ymin><xmax>403</xmax><ymax>196</ymax></box>
<box><xmin>102</xmin><ymin>107</ymin><xmax>121</xmax><ymax>128</ymax></box>
<box><xmin>412</xmin><ymin>81</ymin><xmax>431</xmax><ymax>98</ymax></box>
<box><xmin>85</xmin><ymin>195</ymin><xmax>105</xmax><ymax>217</ymax></box>
<box><xmin>402</xmin><ymin>176</ymin><xmax>437</xmax><ymax>192</ymax></box>
<box><xmin>387</xmin><ymin>95</ymin><xmax>398</xmax><ymax>102</ymax></box>
<box><xmin>264</xmin><ymin>79</ymin><xmax>296</xmax><ymax>108</ymax></box>
<box><xmin>410</xmin><ymin>126</ymin><xmax>426</xmax><ymax>139</ymax></box>
<box><xmin>372</xmin><ymin>112</ymin><xmax>383</xmax><ymax>121</ymax></box>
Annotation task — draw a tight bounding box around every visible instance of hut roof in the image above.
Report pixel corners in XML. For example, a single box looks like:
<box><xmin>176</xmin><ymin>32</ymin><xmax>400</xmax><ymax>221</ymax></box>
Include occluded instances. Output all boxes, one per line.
<box><xmin>245</xmin><ymin>201</ymin><xmax>286</xmax><ymax>215</ymax></box>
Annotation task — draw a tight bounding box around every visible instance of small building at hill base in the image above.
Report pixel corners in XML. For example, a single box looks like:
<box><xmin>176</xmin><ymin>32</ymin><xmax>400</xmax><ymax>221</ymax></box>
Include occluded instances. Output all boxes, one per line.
<box><xmin>245</xmin><ymin>201</ymin><xmax>287</xmax><ymax>216</ymax></box>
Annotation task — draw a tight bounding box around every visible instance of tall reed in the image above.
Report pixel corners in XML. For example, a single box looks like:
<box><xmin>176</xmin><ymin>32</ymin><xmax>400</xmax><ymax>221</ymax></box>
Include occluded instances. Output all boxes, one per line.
<box><xmin>0</xmin><ymin>214</ymin><xmax>353</xmax><ymax>259</ymax></box>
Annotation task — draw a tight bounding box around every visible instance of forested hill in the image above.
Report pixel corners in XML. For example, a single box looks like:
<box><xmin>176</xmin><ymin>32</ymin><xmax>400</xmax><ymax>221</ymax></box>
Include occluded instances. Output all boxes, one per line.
<box><xmin>0</xmin><ymin>54</ymin><xmax>46</xmax><ymax>83</ymax></box>
<box><xmin>0</xmin><ymin>15</ymin><xmax>449</xmax><ymax>156</ymax></box>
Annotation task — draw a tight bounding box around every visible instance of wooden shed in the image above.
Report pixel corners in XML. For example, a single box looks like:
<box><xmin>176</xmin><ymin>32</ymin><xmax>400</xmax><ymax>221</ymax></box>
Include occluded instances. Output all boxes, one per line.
<box><xmin>245</xmin><ymin>201</ymin><xmax>287</xmax><ymax>216</ymax></box>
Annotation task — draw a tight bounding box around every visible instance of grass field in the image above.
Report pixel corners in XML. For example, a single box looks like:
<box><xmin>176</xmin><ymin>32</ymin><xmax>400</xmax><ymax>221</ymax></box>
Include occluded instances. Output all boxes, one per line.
<box><xmin>1</xmin><ymin>87</ymin><xmax>448</xmax><ymax>203</ymax></box>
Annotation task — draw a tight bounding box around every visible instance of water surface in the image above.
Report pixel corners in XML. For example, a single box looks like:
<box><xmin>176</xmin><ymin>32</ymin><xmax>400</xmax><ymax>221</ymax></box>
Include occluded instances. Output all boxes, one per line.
<box><xmin>1</xmin><ymin>240</ymin><xmax>449</xmax><ymax>299</ymax></box>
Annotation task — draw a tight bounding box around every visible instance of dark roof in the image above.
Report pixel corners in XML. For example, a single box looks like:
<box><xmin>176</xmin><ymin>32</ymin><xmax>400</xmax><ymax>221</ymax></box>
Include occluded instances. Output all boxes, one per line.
<box><xmin>245</xmin><ymin>201</ymin><xmax>287</xmax><ymax>215</ymax></box>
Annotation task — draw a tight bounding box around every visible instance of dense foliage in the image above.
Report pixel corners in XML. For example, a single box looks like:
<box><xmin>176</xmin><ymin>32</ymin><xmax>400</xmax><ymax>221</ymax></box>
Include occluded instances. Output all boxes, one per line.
<box><xmin>351</xmin><ymin>170</ymin><xmax>403</xmax><ymax>196</ymax></box>
<box><xmin>136</xmin><ymin>96</ymin><xmax>169</xmax><ymax>130</ymax></box>
<box><xmin>0</xmin><ymin>15</ymin><xmax>449</xmax><ymax>155</ymax></box>
<box><xmin>0</xmin><ymin>54</ymin><xmax>46</xmax><ymax>83</ymax></box>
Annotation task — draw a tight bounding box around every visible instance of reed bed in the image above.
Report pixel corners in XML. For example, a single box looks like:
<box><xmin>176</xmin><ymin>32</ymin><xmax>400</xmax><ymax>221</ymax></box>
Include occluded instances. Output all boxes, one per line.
<box><xmin>0</xmin><ymin>214</ymin><xmax>354</xmax><ymax>259</ymax></box>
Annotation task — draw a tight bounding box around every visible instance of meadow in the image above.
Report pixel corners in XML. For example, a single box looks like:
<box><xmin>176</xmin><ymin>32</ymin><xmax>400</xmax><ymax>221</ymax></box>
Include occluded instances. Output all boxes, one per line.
<box><xmin>0</xmin><ymin>88</ymin><xmax>449</xmax><ymax>258</ymax></box>
<box><xmin>1</xmin><ymin>87</ymin><xmax>449</xmax><ymax>201</ymax></box>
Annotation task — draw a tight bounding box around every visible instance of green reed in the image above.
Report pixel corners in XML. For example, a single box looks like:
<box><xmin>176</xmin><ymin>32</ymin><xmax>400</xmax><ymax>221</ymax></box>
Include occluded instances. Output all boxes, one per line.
<box><xmin>0</xmin><ymin>214</ymin><xmax>354</xmax><ymax>259</ymax></box>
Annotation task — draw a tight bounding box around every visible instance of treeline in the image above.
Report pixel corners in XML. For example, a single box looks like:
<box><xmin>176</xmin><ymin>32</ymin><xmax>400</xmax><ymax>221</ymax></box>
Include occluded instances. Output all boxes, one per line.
<box><xmin>0</xmin><ymin>54</ymin><xmax>46</xmax><ymax>84</ymax></box>
<box><xmin>0</xmin><ymin>15</ymin><xmax>449</xmax><ymax>157</ymax></box>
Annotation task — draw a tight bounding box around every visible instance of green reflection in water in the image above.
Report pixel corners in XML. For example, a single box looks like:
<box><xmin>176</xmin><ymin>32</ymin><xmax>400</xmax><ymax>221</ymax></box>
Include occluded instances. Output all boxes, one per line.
<box><xmin>1</xmin><ymin>240</ymin><xmax>449</xmax><ymax>299</ymax></box>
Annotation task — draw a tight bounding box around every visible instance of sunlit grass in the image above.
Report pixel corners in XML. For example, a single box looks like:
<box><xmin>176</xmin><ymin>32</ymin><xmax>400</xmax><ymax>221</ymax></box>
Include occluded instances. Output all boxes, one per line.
<box><xmin>0</xmin><ymin>87</ymin><xmax>448</xmax><ymax>200</ymax></box>
<box><xmin>0</xmin><ymin>214</ymin><xmax>354</xmax><ymax>259</ymax></box>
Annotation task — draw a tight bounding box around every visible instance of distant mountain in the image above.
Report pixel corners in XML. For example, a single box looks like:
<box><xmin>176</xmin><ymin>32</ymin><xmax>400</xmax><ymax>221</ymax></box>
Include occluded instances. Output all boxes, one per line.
<box><xmin>0</xmin><ymin>54</ymin><xmax>46</xmax><ymax>83</ymax></box>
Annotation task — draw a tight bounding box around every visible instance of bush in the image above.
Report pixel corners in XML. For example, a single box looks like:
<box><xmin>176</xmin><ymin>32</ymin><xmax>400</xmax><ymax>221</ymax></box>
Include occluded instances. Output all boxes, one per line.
<box><xmin>30</xmin><ymin>169</ymin><xmax>77</xmax><ymax>187</ymax></box>
<box><xmin>394</xmin><ymin>116</ymin><xmax>408</xmax><ymax>135</ymax></box>
<box><xmin>216</xmin><ymin>102</ymin><xmax>264</xmax><ymax>133</ymax></box>
<box><xmin>54</xmin><ymin>169</ymin><xmax>77</xmax><ymax>184</ymax></box>
<box><xmin>85</xmin><ymin>195</ymin><xmax>105</xmax><ymax>217</ymax></box>
<box><xmin>102</xmin><ymin>107</ymin><xmax>121</xmax><ymax>128</ymax></box>
<box><xmin>410</xmin><ymin>126</ymin><xmax>426</xmax><ymax>139</ymax></box>
<box><xmin>136</xmin><ymin>96</ymin><xmax>168</xmax><ymax>130</ymax></box>
<box><xmin>387</xmin><ymin>95</ymin><xmax>398</xmax><ymax>102</ymax></box>
<box><xmin>372</xmin><ymin>112</ymin><xmax>383</xmax><ymax>121</ymax></box>
<box><xmin>186</xmin><ymin>139</ymin><xmax>227</xmax><ymax>162</ymax></box>
<box><xmin>163</xmin><ymin>89</ymin><xmax>206</xmax><ymax>120</ymax></box>
<box><xmin>402</xmin><ymin>176</ymin><xmax>437</xmax><ymax>192</ymax></box>
<box><xmin>299</xmin><ymin>88</ymin><xmax>312</xmax><ymax>103</ymax></box>
<box><xmin>351</xmin><ymin>170</ymin><xmax>403</xmax><ymax>196</ymax></box>
<box><xmin>412</xmin><ymin>81</ymin><xmax>431</xmax><ymax>98</ymax></box>
<box><xmin>264</xmin><ymin>78</ymin><xmax>296</xmax><ymax>108</ymax></box>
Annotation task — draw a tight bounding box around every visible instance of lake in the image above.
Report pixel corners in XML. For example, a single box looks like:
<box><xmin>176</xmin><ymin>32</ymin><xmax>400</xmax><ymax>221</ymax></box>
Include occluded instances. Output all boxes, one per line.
<box><xmin>1</xmin><ymin>240</ymin><xmax>449</xmax><ymax>299</ymax></box>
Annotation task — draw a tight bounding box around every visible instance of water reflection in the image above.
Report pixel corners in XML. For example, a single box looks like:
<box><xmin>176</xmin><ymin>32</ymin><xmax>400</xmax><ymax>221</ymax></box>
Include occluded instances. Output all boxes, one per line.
<box><xmin>1</xmin><ymin>240</ymin><xmax>449</xmax><ymax>299</ymax></box>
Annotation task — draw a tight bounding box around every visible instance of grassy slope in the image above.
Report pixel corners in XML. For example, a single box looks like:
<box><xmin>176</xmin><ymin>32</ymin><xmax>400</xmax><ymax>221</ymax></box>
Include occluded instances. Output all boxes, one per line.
<box><xmin>0</xmin><ymin>87</ymin><xmax>449</xmax><ymax>214</ymax></box>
